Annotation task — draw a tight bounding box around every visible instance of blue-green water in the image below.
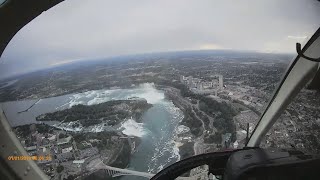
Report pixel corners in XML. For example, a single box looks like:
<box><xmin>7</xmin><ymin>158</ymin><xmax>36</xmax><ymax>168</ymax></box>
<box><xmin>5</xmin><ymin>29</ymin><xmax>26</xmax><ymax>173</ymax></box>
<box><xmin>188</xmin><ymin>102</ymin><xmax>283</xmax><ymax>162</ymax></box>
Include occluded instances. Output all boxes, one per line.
<box><xmin>1</xmin><ymin>83</ymin><xmax>184</xmax><ymax>178</ymax></box>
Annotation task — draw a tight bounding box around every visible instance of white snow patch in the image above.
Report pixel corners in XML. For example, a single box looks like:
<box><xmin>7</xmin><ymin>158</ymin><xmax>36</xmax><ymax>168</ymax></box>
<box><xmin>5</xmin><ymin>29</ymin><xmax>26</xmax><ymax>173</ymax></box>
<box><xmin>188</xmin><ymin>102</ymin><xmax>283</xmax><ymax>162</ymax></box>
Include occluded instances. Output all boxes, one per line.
<box><xmin>171</xmin><ymin>140</ymin><xmax>181</xmax><ymax>161</ymax></box>
<box><xmin>176</xmin><ymin>125</ymin><xmax>190</xmax><ymax>134</ymax></box>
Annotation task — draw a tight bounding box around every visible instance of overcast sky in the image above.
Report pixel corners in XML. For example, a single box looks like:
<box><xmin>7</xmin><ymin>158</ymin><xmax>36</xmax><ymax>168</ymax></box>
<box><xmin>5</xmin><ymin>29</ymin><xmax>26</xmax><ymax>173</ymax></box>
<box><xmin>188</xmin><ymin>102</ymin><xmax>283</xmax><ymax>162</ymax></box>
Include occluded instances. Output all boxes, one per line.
<box><xmin>0</xmin><ymin>0</ymin><xmax>319</xmax><ymax>79</ymax></box>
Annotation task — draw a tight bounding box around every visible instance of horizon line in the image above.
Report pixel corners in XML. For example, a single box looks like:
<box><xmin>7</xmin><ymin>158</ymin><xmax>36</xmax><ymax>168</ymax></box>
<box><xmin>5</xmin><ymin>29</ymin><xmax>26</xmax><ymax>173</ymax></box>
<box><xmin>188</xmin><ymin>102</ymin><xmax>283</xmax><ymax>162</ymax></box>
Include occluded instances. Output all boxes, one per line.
<box><xmin>0</xmin><ymin>49</ymin><xmax>295</xmax><ymax>81</ymax></box>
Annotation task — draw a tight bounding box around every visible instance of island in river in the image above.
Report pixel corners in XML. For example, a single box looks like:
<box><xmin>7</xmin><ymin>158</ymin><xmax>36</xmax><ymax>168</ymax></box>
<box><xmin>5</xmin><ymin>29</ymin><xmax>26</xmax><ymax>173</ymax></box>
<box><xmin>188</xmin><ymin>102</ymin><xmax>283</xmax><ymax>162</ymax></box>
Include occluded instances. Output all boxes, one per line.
<box><xmin>36</xmin><ymin>99</ymin><xmax>152</xmax><ymax>127</ymax></box>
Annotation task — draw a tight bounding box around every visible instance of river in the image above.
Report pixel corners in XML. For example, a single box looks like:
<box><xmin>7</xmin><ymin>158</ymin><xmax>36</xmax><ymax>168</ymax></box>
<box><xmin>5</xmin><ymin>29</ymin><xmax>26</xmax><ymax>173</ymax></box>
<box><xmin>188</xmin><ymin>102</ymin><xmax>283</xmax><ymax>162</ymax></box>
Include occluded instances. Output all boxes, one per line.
<box><xmin>0</xmin><ymin>83</ymin><xmax>185</xmax><ymax>179</ymax></box>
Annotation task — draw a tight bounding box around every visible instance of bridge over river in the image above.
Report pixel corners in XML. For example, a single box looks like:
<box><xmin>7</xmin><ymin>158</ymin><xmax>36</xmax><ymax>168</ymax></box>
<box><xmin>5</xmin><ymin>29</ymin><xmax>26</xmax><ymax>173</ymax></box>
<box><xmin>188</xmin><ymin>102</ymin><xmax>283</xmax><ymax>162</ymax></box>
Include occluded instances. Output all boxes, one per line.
<box><xmin>85</xmin><ymin>158</ymin><xmax>209</xmax><ymax>180</ymax></box>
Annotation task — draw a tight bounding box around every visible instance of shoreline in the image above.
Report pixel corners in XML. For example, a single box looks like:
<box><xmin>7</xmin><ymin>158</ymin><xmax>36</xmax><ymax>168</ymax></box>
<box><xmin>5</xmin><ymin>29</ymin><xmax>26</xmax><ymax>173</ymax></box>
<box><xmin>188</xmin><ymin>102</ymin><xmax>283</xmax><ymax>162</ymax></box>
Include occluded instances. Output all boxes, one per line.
<box><xmin>159</xmin><ymin>85</ymin><xmax>197</xmax><ymax>158</ymax></box>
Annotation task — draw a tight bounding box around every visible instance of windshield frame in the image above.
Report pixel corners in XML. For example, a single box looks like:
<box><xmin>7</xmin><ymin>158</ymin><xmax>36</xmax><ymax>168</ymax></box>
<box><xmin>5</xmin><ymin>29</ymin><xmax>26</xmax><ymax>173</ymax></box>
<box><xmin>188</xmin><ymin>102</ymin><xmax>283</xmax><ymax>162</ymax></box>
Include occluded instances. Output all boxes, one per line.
<box><xmin>247</xmin><ymin>27</ymin><xmax>320</xmax><ymax>147</ymax></box>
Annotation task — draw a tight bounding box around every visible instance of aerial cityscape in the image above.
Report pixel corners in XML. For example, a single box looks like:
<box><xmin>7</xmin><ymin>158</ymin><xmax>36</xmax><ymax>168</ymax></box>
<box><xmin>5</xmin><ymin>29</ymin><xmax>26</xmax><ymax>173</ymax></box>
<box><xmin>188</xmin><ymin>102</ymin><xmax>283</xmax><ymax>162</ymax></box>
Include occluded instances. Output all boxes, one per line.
<box><xmin>0</xmin><ymin>50</ymin><xmax>319</xmax><ymax>180</ymax></box>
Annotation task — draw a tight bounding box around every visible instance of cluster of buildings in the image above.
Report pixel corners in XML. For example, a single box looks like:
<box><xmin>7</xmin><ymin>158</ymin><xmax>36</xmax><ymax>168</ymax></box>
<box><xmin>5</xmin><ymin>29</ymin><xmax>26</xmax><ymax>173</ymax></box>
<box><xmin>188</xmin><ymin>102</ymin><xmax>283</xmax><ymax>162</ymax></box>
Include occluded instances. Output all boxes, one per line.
<box><xmin>17</xmin><ymin>125</ymin><xmax>99</xmax><ymax>177</ymax></box>
<box><xmin>261</xmin><ymin>97</ymin><xmax>320</xmax><ymax>153</ymax></box>
<box><xmin>180</xmin><ymin>75</ymin><xmax>224</xmax><ymax>95</ymax></box>
<box><xmin>233</xmin><ymin>110</ymin><xmax>260</xmax><ymax>148</ymax></box>
<box><xmin>16</xmin><ymin>124</ymin><xmax>139</xmax><ymax>178</ymax></box>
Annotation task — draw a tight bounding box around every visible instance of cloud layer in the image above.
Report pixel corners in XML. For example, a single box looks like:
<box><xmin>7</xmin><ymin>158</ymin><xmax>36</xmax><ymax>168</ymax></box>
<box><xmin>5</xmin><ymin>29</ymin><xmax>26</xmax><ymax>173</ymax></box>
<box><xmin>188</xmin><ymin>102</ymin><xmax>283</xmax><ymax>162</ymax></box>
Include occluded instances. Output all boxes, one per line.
<box><xmin>0</xmin><ymin>0</ymin><xmax>319</xmax><ymax>79</ymax></box>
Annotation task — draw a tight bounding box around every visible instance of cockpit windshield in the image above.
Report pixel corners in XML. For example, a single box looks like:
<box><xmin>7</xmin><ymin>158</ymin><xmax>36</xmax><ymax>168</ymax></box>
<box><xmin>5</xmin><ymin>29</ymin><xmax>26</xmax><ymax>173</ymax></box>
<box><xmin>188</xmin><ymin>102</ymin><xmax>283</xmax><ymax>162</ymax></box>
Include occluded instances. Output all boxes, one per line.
<box><xmin>0</xmin><ymin>0</ymin><xmax>319</xmax><ymax>179</ymax></box>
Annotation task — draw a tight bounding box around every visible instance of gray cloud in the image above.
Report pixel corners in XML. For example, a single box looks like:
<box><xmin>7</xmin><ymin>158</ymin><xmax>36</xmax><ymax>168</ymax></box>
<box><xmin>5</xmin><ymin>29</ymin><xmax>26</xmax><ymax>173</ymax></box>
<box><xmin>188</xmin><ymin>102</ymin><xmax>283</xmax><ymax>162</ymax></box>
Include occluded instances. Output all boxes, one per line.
<box><xmin>0</xmin><ymin>0</ymin><xmax>319</xmax><ymax>79</ymax></box>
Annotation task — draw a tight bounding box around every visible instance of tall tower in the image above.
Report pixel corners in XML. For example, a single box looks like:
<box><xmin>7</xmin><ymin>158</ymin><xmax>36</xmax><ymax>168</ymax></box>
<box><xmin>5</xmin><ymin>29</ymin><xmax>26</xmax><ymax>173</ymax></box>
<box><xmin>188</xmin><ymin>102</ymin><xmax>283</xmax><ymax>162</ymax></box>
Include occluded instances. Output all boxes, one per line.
<box><xmin>180</xmin><ymin>75</ymin><xmax>184</xmax><ymax>82</ymax></box>
<box><xmin>188</xmin><ymin>76</ymin><xmax>193</xmax><ymax>87</ymax></box>
<box><xmin>199</xmin><ymin>82</ymin><xmax>204</xmax><ymax>91</ymax></box>
<box><xmin>219</xmin><ymin>75</ymin><xmax>223</xmax><ymax>89</ymax></box>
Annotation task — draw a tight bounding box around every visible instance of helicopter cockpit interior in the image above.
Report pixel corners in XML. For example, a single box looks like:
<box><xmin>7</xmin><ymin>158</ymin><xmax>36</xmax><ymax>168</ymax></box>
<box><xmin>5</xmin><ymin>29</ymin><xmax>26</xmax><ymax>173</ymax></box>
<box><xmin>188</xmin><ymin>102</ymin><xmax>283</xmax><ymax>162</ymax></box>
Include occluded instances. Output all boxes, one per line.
<box><xmin>0</xmin><ymin>0</ymin><xmax>320</xmax><ymax>180</ymax></box>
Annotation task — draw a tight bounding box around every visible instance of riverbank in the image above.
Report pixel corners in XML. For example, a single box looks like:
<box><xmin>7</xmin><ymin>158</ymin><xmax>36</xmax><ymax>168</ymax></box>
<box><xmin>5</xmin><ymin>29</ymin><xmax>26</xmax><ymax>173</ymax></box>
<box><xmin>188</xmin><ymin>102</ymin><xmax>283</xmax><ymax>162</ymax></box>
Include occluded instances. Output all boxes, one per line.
<box><xmin>83</xmin><ymin>136</ymin><xmax>134</xmax><ymax>180</ymax></box>
<box><xmin>160</xmin><ymin>86</ymin><xmax>198</xmax><ymax>158</ymax></box>
<box><xmin>160</xmin><ymin>84</ymin><xmax>238</xmax><ymax>158</ymax></box>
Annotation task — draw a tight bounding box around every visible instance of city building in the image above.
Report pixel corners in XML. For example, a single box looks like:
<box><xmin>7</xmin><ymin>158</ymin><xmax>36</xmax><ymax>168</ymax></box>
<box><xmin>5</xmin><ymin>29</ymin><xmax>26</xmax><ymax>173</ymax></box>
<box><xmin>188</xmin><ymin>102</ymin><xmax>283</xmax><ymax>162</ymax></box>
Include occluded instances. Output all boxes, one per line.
<box><xmin>57</xmin><ymin>152</ymin><xmax>73</xmax><ymax>162</ymax></box>
<box><xmin>79</xmin><ymin>147</ymin><xmax>99</xmax><ymax>159</ymax></box>
<box><xmin>57</xmin><ymin>136</ymin><xmax>72</xmax><ymax>146</ymax></box>
<box><xmin>180</xmin><ymin>74</ymin><xmax>224</xmax><ymax>95</ymax></box>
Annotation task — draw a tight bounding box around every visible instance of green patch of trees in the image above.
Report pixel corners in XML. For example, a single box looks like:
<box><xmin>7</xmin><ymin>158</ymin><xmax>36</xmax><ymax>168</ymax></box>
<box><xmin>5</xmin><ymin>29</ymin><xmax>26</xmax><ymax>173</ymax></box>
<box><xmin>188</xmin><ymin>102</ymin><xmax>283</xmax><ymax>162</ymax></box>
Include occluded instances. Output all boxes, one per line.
<box><xmin>36</xmin><ymin>100</ymin><xmax>152</xmax><ymax>126</ymax></box>
<box><xmin>204</xmin><ymin>134</ymin><xmax>222</xmax><ymax>144</ymax></box>
<box><xmin>73</xmin><ymin>131</ymin><xmax>121</xmax><ymax>151</ymax></box>
<box><xmin>232</xmin><ymin>99</ymin><xmax>261</xmax><ymax>116</ymax></box>
<box><xmin>56</xmin><ymin>165</ymin><xmax>64</xmax><ymax>173</ymax></box>
<box><xmin>13</xmin><ymin>124</ymin><xmax>58</xmax><ymax>137</ymax></box>
<box><xmin>172</xmin><ymin>83</ymin><xmax>238</xmax><ymax>140</ymax></box>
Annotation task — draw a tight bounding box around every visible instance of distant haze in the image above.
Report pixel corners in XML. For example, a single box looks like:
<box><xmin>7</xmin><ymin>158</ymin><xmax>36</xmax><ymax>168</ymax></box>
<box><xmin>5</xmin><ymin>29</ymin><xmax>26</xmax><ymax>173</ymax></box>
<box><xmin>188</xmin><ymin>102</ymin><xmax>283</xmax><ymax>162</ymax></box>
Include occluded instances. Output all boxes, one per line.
<box><xmin>0</xmin><ymin>0</ymin><xmax>319</xmax><ymax>79</ymax></box>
